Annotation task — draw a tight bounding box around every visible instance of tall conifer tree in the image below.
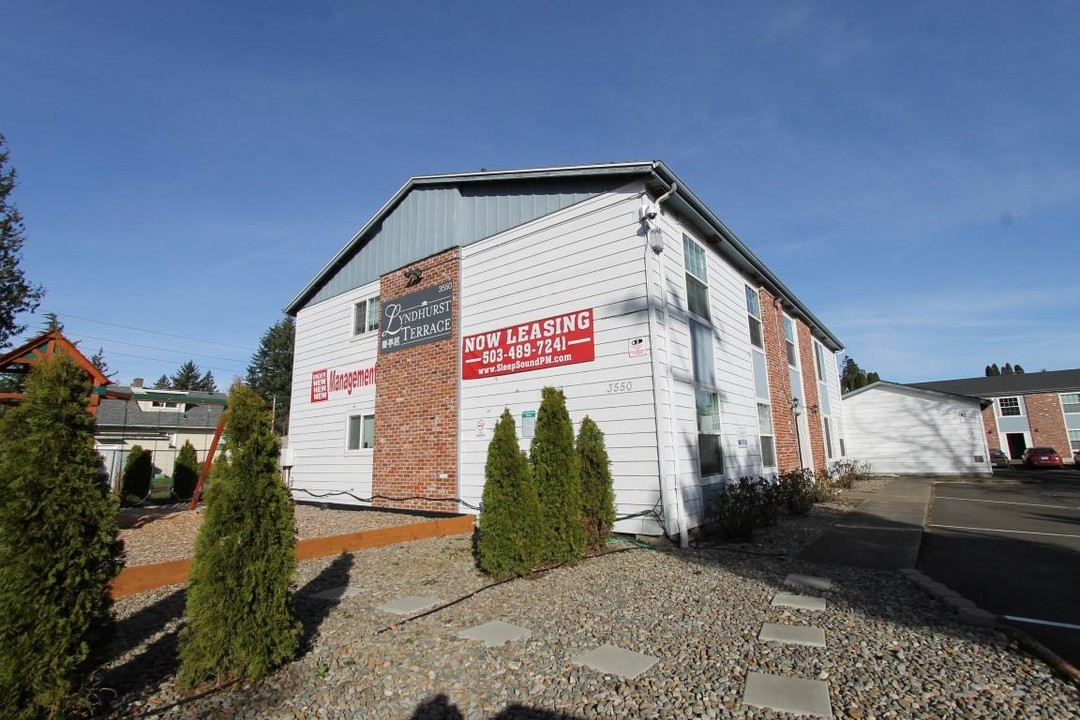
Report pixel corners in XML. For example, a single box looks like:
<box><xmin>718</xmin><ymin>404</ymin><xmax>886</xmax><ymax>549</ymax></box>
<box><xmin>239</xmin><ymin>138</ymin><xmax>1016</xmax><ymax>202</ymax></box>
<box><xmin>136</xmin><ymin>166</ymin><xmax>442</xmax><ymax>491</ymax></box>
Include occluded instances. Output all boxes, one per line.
<box><xmin>530</xmin><ymin>387</ymin><xmax>584</xmax><ymax>564</ymax></box>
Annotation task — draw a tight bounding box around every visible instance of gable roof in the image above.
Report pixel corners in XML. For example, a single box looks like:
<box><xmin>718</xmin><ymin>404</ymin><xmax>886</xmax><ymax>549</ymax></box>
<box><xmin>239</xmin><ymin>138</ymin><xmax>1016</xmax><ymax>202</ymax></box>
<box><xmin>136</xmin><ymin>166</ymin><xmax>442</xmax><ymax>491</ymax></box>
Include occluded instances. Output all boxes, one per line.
<box><xmin>844</xmin><ymin>379</ymin><xmax>989</xmax><ymax>407</ymax></box>
<box><xmin>285</xmin><ymin>160</ymin><xmax>844</xmax><ymax>351</ymax></box>
<box><xmin>909</xmin><ymin>369</ymin><xmax>1080</xmax><ymax>398</ymax></box>
<box><xmin>0</xmin><ymin>330</ymin><xmax>110</xmax><ymax>386</ymax></box>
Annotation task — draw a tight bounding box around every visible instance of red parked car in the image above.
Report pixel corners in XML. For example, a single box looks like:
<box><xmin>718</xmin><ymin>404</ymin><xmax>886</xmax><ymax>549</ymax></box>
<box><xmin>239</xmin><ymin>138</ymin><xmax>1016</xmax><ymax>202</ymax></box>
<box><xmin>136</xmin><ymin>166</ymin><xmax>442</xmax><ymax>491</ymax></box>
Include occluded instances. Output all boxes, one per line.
<box><xmin>1021</xmin><ymin>447</ymin><xmax>1063</xmax><ymax>468</ymax></box>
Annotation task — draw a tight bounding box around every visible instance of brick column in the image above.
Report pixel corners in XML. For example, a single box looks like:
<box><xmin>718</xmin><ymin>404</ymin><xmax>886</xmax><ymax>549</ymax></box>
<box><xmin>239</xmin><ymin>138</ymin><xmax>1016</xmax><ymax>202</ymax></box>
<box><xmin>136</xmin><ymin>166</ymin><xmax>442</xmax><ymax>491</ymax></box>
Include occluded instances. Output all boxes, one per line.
<box><xmin>372</xmin><ymin>248</ymin><xmax>460</xmax><ymax>513</ymax></box>
<box><xmin>796</xmin><ymin>321</ymin><xmax>827</xmax><ymax>473</ymax></box>
<box><xmin>758</xmin><ymin>287</ymin><xmax>799</xmax><ymax>471</ymax></box>
<box><xmin>982</xmin><ymin>405</ymin><xmax>1002</xmax><ymax>454</ymax></box>
<box><xmin>1025</xmin><ymin>393</ymin><xmax>1070</xmax><ymax>456</ymax></box>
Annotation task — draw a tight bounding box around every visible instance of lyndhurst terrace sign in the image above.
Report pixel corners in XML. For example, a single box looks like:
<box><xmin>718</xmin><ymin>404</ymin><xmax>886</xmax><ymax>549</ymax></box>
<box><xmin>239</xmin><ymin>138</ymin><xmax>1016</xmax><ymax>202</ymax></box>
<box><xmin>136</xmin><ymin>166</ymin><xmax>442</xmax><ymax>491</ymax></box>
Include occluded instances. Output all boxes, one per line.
<box><xmin>380</xmin><ymin>282</ymin><xmax>454</xmax><ymax>353</ymax></box>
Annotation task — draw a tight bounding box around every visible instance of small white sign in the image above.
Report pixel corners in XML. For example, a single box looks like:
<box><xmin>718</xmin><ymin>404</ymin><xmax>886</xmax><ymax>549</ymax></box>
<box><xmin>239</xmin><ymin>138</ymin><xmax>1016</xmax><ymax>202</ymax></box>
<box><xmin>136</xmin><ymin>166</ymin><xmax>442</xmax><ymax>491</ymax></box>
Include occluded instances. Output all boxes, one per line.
<box><xmin>475</xmin><ymin>419</ymin><xmax>486</xmax><ymax>438</ymax></box>
<box><xmin>628</xmin><ymin>337</ymin><xmax>648</xmax><ymax>358</ymax></box>
<box><xmin>738</xmin><ymin>439</ymin><xmax>749</xmax><ymax>448</ymax></box>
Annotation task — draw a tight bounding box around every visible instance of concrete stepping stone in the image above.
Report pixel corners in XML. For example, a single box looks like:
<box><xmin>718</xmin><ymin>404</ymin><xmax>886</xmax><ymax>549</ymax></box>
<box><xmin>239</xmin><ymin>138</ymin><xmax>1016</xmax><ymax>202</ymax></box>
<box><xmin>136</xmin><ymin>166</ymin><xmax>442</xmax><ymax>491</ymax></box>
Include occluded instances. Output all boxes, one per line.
<box><xmin>457</xmin><ymin>620</ymin><xmax>531</xmax><ymax>647</ymax></box>
<box><xmin>375</xmin><ymin>595</ymin><xmax>443</xmax><ymax>615</ymax></box>
<box><xmin>309</xmin><ymin>585</ymin><xmax>363</xmax><ymax>601</ymax></box>
<box><xmin>772</xmin><ymin>593</ymin><xmax>826</xmax><ymax>611</ymax></box>
<box><xmin>784</xmin><ymin>573</ymin><xmax>833</xmax><ymax>591</ymax></box>
<box><xmin>572</xmin><ymin>644</ymin><xmax>658</xmax><ymax>679</ymax></box>
<box><xmin>759</xmin><ymin>622</ymin><xmax>827</xmax><ymax>648</ymax></box>
<box><xmin>743</xmin><ymin>671</ymin><xmax>833</xmax><ymax>718</ymax></box>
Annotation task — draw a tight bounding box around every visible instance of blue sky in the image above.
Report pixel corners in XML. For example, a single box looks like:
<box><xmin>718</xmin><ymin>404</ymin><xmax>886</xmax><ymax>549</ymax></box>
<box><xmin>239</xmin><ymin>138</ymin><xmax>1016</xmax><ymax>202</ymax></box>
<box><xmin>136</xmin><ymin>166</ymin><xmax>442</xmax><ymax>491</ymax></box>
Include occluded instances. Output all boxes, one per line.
<box><xmin>2</xmin><ymin>1</ymin><xmax>1077</xmax><ymax>387</ymax></box>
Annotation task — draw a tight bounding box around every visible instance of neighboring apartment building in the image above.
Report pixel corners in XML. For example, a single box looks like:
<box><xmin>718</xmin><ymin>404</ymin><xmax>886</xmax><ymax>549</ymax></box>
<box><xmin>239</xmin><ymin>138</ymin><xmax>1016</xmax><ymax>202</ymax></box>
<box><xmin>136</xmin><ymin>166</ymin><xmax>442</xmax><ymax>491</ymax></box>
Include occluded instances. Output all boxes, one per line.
<box><xmin>284</xmin><ymin>161</ymin><xmax>847</xmax><ymax>540</ymax></box>
<box><xmin>912</xmin><ymin>369</ymin><xmax>1080</xmax><ymax>463</ymax></box>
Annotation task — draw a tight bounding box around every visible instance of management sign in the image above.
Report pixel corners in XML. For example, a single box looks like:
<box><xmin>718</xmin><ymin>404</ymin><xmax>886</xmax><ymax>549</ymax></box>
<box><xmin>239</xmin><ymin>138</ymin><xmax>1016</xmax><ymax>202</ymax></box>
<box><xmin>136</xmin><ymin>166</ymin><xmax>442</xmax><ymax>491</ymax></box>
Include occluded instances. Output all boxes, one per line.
<box><xmin>380</xmin><ymin>282</ymin><xmax>454</xmax><ymax>353</ymax></box>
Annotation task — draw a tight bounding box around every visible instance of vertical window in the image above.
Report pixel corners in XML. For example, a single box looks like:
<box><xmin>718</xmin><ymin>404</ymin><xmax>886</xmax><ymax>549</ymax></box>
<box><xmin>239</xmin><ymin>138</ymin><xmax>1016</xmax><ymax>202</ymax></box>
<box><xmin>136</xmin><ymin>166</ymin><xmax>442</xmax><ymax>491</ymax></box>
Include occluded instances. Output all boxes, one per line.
<box><xmin>1069</xmin><ymin>429</ymin><xmax>1080</xmax><ymax>453</ymax></box>
<box><xmin>823</xmin><ymin>417</ymin><xmax>834</xmax><ymax>460</ymax></box>
<box><xmin>684</xmin><ymin>235</ymin><xmax>721</xmax><ymax>476</ymax></box>
<box><xmin>347</xmin><ymin>414</ymin><xmax>375</xmax><ymax>450</ymax></box>
<box><xmin>814</xmin><ymin>342</ymin><xmax>826</xmax><ymax>382</ymax></box>
<box><xmin>757</xmin><ymin>402</ymin><xmax>776</xmax><ymax>468</ymax></box>
<box><xmin>1061</xmin><ymin>393</ymin><xmax>1080</xmax><ymax>414</ymax></box>
<box><xmin>783</xmin><ymin>315</ymin><xmax>798</xmax><ymax>367</ymax></box>
<box><xmin>683</xmin><ymin>236</ymin><xmax>710</xmax><ymax>320</ymax></box>
<box><xmin>353</xmin><ymin>296</ymin><xmax>380</xmax><ymax>336</ymax></box>
<box><xmin>997</xmin><ymin>397</ymin><xmax>1021</xmax><ymax>417</ymax></box>
<box><xmin>745</xmin><ymin>286</ymin><xmax>763</xmax><ymax>349</ymax></box>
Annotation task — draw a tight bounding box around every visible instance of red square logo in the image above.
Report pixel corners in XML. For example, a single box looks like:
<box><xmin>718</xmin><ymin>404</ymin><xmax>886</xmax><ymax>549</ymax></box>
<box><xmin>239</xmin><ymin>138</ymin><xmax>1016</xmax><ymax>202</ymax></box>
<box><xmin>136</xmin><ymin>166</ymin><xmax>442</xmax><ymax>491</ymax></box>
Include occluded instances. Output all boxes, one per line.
<box><xmin>310</xmin><ymin>369</ymin><xmax>328</xmax><ymax>403</ymax></box>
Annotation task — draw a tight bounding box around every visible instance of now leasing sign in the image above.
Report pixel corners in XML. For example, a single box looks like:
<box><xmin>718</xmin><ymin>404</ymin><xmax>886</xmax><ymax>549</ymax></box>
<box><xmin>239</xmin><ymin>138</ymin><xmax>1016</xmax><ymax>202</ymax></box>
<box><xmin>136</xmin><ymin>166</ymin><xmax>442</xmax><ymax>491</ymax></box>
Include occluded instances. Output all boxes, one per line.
<box><xmin>462</xmin><ymin>308</ymin><xmax>594</xmax><ymax>380</ymax></box>
<box><xmin>310</xmin><ymin>365</ymin><xmax>377</xmax><ymax>403</ymax></box>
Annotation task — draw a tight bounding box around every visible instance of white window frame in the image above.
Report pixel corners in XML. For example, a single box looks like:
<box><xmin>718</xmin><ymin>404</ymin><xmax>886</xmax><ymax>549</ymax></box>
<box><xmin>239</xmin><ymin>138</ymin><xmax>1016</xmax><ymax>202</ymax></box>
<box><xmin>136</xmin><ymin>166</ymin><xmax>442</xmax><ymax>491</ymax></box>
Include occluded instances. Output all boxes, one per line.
<box><xmin>1060</xmin><ymin>392</ymin><xmax>1080</xmax><ymax>415</ymax></box>
<box><xmin>745</xmin><ymin>285</ymin><xmax>764</xmax><ymax>350</ymax></box>
<box><xmin>757</xmin><ymin>402</ymin><xmax>776</xmax><ymax>469</ymax></box>
<box><xmin>684</xmin><ymin>235</ymin><xmax>722</xmax><ymax>478</ymax></box>
<box><xmin>997</xmin><ymin>397</ymin><xmax>1023</xmax><ymax>418</ymax></box>
<box><xmin>352</xmin><ymin>295</ymin><xmax>380</xmax><ymax>337</ymax></box>
<box><xmin>783</xmin><ymin>314</ymin><xmax>799</xmax><ymax>368</ymax></box>
<box><xmin>1068</xmin><ymin>429</ymin><xmax>1080</xmax><ymax>454</ymax></box>
<box><xmin>346</xmin><ymin>413</ymin><xmax>376</xmax><ymax>452</ymax></box>
<box><xmin>813</xmin><ymin>341</ymin><xmax>827</xmax><ymax>382</ymax></box>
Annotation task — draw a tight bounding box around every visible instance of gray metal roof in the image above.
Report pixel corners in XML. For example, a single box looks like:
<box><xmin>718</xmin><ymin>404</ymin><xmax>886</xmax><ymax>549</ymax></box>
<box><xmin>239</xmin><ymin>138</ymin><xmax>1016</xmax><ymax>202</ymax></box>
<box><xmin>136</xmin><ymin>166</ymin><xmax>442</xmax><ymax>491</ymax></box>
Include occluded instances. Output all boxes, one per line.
<box><xmin>96</xmin><ymin>387</ymin><xmax>226</xmax><ymax>431</ymax></box>
<box><xmin>844</xmin><ymin>380</ymin><xmax>991</xmax><ymax>408</ymax></box>
<box><xmin>285</xmin><ymin>160</ymin><xmax>844</xmax><ymax>351</ymax></box>
<box><xmin>909</xmin><ymin>369</ymin><xmax>1080</xmax><ymax>398</ymax></box>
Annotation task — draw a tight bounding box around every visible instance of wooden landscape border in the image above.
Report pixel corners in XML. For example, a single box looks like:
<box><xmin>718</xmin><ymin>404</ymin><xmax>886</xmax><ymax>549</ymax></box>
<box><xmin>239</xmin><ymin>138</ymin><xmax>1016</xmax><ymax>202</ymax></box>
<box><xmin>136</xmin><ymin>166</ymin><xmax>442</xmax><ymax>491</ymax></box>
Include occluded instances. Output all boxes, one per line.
<box><xmin>110</xmin><ymin>513</ymin><xmax>475</xmax><ymax>600</ymax></box>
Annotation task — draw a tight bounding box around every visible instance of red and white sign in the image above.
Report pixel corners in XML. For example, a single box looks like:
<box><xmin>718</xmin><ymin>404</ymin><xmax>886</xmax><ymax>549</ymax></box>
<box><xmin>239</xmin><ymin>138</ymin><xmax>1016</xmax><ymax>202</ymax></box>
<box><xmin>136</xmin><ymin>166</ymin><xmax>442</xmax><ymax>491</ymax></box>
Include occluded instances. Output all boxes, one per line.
<box><xmin>310</xmin><ymin>364</ymin><xmax>377</xmax><ymax>403</ymax></box>
<box><xmin>462</xmin><ymin>308</ymin><xmax>594</xmax><ymax>380</ymax></box>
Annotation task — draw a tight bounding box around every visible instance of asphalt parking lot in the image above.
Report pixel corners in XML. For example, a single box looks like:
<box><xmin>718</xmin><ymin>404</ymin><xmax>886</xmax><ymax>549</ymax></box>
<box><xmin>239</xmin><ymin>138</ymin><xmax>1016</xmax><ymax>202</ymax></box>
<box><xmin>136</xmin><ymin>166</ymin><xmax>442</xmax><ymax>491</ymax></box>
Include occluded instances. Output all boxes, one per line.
<box><xmin>917</xmin><ymin>468</ymin><xmax>1080</xmax><ymax>667</ymax></box>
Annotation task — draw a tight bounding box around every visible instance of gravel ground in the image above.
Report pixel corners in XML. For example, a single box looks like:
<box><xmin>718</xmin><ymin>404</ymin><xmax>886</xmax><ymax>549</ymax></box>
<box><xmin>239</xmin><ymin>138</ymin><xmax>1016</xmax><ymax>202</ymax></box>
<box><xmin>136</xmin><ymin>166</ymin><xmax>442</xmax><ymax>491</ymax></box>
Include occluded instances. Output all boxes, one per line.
<box><xmin>96</xmin><ymin>488</ymin><xmax>1080</xmax><ymax>719</ymax></box>
<box><xmin>118</xmin><ymin>504</ymin><xmax>426</xmax><ymax>566</ymax></box>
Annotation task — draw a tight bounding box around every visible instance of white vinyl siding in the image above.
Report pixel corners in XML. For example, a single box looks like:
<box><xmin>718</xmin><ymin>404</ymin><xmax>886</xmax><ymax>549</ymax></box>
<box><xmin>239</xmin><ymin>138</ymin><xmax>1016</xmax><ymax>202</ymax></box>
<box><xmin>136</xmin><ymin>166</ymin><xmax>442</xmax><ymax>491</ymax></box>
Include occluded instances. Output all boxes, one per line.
<box><xmin>288</xmin><ymin>278</ymin><xmax>380</xmax><ymax>504</ymax></box>
<box><xmin>842</xmin><ymin>385</ymin><xmax>991</xmax><ymax>475</ymax></box>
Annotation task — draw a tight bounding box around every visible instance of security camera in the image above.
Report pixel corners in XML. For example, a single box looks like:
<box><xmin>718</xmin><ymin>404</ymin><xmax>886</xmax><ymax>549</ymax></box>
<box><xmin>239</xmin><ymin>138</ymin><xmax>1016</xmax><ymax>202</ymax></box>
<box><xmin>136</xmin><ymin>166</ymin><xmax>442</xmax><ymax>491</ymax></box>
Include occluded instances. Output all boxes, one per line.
<box><xmin>644</xmin><ymin>211</ymin><xmax>658</xmax><ymax>220</ymax></box>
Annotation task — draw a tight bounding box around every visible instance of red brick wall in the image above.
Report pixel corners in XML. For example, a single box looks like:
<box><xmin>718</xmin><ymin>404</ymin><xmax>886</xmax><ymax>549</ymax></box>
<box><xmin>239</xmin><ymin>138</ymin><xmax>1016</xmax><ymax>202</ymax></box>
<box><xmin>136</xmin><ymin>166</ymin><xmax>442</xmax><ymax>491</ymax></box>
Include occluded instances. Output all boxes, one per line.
<box><xmin>796</xmin><ymin>321</ymin><xmax>827</xmax><ymax>473</ymax></box>
<box><xmin>372</xmin><ymin>248</ymin><xmax>460</xmax><ymax>513</ymax></box>
<box><xmin>1025</xmin><ymin>393</ymin><xmax>1070</xmax><ymax>457</ymax></box>
<box><xmin>981</xmin><ymin>404</ymin><xmax>1002</xmax><ymax>454</ymax></box>
<box><xmin>758</xmin><ymin>287</ymin><xmax>800</xmax><ymax>471</ymax></box>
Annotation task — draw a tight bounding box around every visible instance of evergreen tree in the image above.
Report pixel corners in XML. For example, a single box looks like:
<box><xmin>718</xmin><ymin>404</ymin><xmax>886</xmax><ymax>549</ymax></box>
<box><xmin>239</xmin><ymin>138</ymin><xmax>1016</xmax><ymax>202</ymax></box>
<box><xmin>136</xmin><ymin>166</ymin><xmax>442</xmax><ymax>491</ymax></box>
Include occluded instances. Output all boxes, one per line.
<box><xmin>475</xmin><ymin>409</ymin><xmax>542</xmax><ymax>578</ymax></box>
<box><xmin>40</xmin><ymin>311</ymin><xmax>63</xmax><ymax>333</ymax></box>
<box><xmin>866</xmin><ymin>371</ymin><xmax>881</xmax><ymax>384</ymax></box>
<box><xmin>840</xmin><ymin>357</ymin><xmax>871</xmax><ymax>393</ymax></box>
<box><xmin>0</xmin><ymin>355</ymin><xmax>122</xmax><ymax>719</ymax></box>
<box><xmin>530</xmin><ymin>387</ymin><xmax>584</xmax><ymax>565</ymax></box>
<box><xmin>89</xmin><ymin>347</ymin><xmax>113</xmax><ymax>380</ymax></box>
<box><xmin>246</xmin><ymin>316</ymin><xmax>294</xmax><ymax>436</ymax></box>
<box><xmin>1015</xmin><ymin>364</ymin><xmax>1025</xmax><ymax>374</ymax></box>
<box><xmin>169</xmin><ymin>360</ymin><xmax>217</xmax><ymax>392</ymax></box>
<box><xmin>178</xmin><ymin>382</ymin><xmax>301</xmax><ymax>689</ymax></box>
<box><xmin>1002</xmin><ymin>363</ymin><xmax>1014</xmax><ymax>375</ymax></box>
<box><xmin>120</xmin><ymin>445</ymin><xmax>153</xmax><ymax>507</ymax></box>
<box><xmin>985</xmin><ymin>365</ymin><xmax>993</xmax><ymax>377</ymax></box>
<box><xmin>152</xmin><ymin>374</ymin><xmax>170</xmax><ymax>389</ymax></box>
<box><xmin>172</xmin><ymin>440</ymin><xmax>199</xmax><ymax>500</ymax></box>
<box><xmin>576</xmin><ymin>416</ymin><xmax>616</xmax><ymax>552</ymax></box>
<box><xmin>0</xmin><ymin>135</ymin><xmax>44</xmax><ymax>349</ymax></box>
<box><xmin>989</xmin><ymin>363</ymin><xmax>1001</xmax><ymax>376</ymax></box>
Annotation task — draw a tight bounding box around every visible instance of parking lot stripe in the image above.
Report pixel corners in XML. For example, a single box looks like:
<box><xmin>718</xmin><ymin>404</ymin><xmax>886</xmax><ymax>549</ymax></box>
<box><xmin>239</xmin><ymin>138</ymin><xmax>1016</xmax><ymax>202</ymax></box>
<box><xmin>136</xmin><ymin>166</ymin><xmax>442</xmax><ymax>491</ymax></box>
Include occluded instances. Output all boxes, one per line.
<box><xmin>1003</xmin><ymin>616</ymin><xmax>1080</xmax><ymax>631</ymax></box>
<box><xmin>935</xmin><ymin>496</ymin><xmax>1076</xmax><ymax>510</ymax></box>
<box><xmin>834</xmin><ymin>523</ymin><xmax>921</xmax><ymax>531</ymax></box>
<box><xmin>928</xmin><ymin>524</ymin><xmax>1080</xmax><ymax>540</ymax></box>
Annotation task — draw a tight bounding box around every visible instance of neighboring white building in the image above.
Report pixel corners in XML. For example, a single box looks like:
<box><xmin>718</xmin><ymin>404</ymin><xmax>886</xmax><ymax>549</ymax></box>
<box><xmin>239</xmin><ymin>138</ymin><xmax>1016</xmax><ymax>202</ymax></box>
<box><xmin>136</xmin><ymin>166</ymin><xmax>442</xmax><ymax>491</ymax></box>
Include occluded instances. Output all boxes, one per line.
<box><xmin>284</xmin><ymin>161</ymin><xmax>847</xmax><ymax>540</ymax></box>
<box><xmin>842</xmin><ymin>381</ymin><xmax>991</xmax><ymax>476</ymax></box>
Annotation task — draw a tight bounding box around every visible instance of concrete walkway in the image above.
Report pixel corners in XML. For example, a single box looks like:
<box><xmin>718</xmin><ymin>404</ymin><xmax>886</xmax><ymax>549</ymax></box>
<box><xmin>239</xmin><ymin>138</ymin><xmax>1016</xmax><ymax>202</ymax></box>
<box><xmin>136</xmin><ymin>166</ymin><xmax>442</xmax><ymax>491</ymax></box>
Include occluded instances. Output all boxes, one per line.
<box><xmin>797</xmin><ymin>477</ymin><xmax>932</xmax><ymax>569</ymax></box>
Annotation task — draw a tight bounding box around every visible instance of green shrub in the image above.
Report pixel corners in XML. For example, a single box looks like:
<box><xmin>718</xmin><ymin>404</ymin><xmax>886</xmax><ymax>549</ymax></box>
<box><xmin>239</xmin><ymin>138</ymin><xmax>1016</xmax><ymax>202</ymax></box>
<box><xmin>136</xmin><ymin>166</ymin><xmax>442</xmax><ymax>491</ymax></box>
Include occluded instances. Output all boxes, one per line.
<box><xmin>531</xmin><ymin>387</ymin><xmax>584</xmax><ymax>565</ymax></box>
<box><xmin>577</xmin><ymin>416</ymin><xmax>616</xmax><ymax>551</ymax></box>
<box><xmin>178</xmin><ymin>382</ymin><xmax>301</xmax><ymax>689</ymax></box>
<box><xmin>709</xmin><ymin>476</ymin><xmax>771</xmax><ymax>539</ymax></box>
<box><xmin>172</xmin><ymin>440</ymin><xmax>200</xmax><ymax>500</ymax></box>
<box><xmin>0</xmin><ymin>356</ymin><xmax>123</xmax><ymax>720</ymax></box>
<box><xmin>776</xmin><ymin>468</ymin><xmax>816</xmax><ymax>515</ymax></box>
<box><xmin>475</xmin><ymin>409</ymin><xmax>542</xmax><ymax>579</ymax></box>
<box><xmin>120</xmin><ymin>444</ymin><xmax>153</xmax><ymax>506</ymax></box>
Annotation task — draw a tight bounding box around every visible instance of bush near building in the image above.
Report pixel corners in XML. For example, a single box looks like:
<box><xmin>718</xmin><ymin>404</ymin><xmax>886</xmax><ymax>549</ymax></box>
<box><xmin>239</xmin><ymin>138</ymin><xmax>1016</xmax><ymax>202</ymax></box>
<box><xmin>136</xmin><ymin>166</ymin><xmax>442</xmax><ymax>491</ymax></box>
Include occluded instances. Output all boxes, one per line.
<box><xmin>120</xmin><ymin>444</ymin><xmax>153</xmax><ymax>506</ymax></box>
<box><xmin>172</xmin><ymin>440</ymin><xmax>199</xmax><ymax>500</ymax></box>
<box><xmin>476</xmin><ymin>409</ymin><xmax>542</xmax><ymax>579</ymax></box>
<box><xmin>178</xmin><ymin>382</ymin><xmax>301</xmax><ymax>689</ymax></box>
<box><xmin>576</xmin><ymin>416</ymin><xmax>615</xmax><ymax>551</ymax></box>
<box><xmin>776</xmin><ymin>468</ymin><xmax>817</xmax><ymax>516</ymax></box>
<box><xmin>0</xmin><ymin>356</ymin><xmax>123</xmax><ymax>720</ymax></box>
<box><xmin>531</xmin><ymin>386</ymin><xmax>585</xmax><ymax>565</ymax></box>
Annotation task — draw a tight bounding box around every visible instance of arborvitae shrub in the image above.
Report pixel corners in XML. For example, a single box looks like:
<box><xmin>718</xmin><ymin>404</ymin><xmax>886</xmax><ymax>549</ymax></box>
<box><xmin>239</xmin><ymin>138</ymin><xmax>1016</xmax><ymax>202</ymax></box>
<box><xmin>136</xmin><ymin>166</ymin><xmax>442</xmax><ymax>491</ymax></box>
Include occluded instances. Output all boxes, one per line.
<box><xmin>120</xmin><ymin>444</ymin><xmax>153</xmax><ymax>506</ymax></box>
<box><xmin>0</xmin><ymin>356</ymin><xmax>123</xmax><ymax>720</ymax></box>
<box><xmin>531</xmin><ymin>386</ymin><xmax>584</xmax><ymax>565</ymax></box>
<box><xmin>178</xmin><ymin>382</ymin><xmax>301</xmax><ymax>689</ymax></box>
<box><xmin>576</xmin><ymin>416</ymin><xmax>615</xmax><ymax>551</ymax></box>
<box><xmin>172</xmin><ymin>440</ymin><xmax>199</xmax><ymax>500</ymax></box>
<box><xmin>475</xmin><ymin>409</ymin><xmax>542</xmax><ymax>579</ymax></box>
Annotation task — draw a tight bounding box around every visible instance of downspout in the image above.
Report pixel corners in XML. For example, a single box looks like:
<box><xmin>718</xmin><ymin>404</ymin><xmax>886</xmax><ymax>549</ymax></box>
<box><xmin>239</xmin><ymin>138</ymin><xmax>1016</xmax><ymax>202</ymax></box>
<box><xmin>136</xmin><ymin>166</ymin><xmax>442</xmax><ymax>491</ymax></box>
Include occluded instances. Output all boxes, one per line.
<box><xmin>642</xmin><ymin>182</ymin><xmax>688</xmax><ymax>548</ymax></box>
